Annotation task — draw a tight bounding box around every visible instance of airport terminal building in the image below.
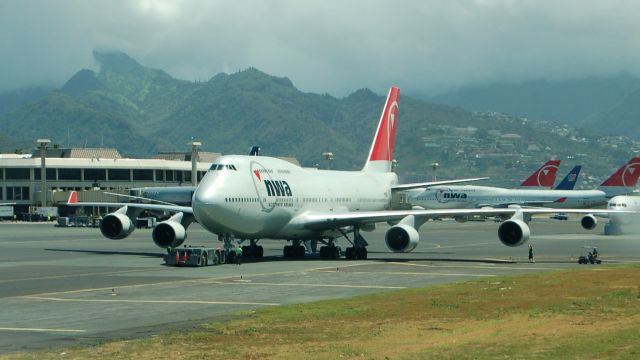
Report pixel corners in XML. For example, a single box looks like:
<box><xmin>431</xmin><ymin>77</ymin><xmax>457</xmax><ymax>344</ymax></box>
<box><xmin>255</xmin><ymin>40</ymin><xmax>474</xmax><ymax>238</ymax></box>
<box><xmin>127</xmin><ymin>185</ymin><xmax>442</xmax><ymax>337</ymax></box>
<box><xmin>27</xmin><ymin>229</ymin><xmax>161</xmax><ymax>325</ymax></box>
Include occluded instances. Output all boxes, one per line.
<box><xmin>0</xmin><ymin>148</ymin><xmax>217</xmax><ymax>212</ymax></box>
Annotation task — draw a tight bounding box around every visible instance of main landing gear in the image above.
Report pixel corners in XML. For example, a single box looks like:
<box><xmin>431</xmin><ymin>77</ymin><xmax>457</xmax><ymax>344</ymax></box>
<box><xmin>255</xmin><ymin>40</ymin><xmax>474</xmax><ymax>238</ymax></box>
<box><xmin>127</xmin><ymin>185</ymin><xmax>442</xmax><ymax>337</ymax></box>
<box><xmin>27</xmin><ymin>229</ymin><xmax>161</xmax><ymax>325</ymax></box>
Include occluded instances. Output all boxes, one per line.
<box><xmin>342</xmin><ymin>226</ymin><xmax>368</xmax><ymax>260</ymax></box>
<box><xmin>319</xmin><ymin>241</ymin><xmax>341</xmax><ymax>260</ymax></box>
<box><xmin>242</xmin><ymin>239</ymin><xmax>264</xmax><ymax>259</ymax></box>
<box><xmin>316</xmin><ymin>226</ymin><xmax>369</xmax><ymax>261</ymax></box>
<box><xmin>220</xmin><ymin>235</ymin><xmax>264</xmax><ymax>263</ymax></box>
<box><xmin>283</xmin><ymin>240</ymin><xmax>306</xmax><ymax>259</ymax></box>
<box><xmin>345</xmin><ymin>246</ymin><xmax>367</xmax><ymax>260</ymax></box>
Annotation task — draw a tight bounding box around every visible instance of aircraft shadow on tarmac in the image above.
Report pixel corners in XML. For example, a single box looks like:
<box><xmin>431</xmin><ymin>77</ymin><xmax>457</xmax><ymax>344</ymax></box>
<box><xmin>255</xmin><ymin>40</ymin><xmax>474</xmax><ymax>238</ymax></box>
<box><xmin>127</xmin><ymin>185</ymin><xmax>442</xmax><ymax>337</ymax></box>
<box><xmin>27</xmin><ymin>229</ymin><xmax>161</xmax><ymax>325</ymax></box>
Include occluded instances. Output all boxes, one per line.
<box><xmin>42</xmin><ymin>249</ymin><xmax>581</xmax><ymax>265</ymax></box>
<box><xmin>45</xmin><ymin>248</ymin><xmax>164</xmax><ymax>258</ymax></box>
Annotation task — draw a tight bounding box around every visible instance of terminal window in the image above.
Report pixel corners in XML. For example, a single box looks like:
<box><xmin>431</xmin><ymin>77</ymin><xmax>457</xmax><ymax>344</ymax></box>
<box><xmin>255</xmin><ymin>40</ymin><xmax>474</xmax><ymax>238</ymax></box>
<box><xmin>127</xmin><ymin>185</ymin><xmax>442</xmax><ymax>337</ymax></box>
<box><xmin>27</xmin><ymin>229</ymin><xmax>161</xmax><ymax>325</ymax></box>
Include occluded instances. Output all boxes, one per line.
<box><xmin>58</xmin><ymin>168</ymin><xmax>82</xmax><ymax>181</ymax></box>
<box><xmin>34</xmin><ymin>168</ymin><xmax>57</xmax><ymax>181</ymax></box>
<box><xmin>108</xmin><ymin>169</ymin><xmax>130</xmax><ymax>181</ymax></box>
<box><xmin>6</xmin><ymin>186</ymin><xmax>29</xmax><ymax>200</ymax></box>
<box><xmin>165</xmin><ymin>170</ymin><xmax>174</xmax><ymax>182</ymax></box>
<box><xmin>5</xmin><ymin>168</ymin><xmax>30</xmax><ymax>180</ymax></box>
<box><xmin>133</xmin><ymin>169</ymin><xmax>153</xmax><ymax>181</ymax></box>
<box><xmin>155</xmin><ymin>170</ymin><xmax>164</xmax><ymax>182</ymax></box>
<box><xmin>0</xmin><ymin>168</ymin><xmax>3</xmax><ymax>180</ymax></box>
<box><xmin>84</xmin><ymin>169</ymin><xmax>106</xmax><ymax>181</ymax></box>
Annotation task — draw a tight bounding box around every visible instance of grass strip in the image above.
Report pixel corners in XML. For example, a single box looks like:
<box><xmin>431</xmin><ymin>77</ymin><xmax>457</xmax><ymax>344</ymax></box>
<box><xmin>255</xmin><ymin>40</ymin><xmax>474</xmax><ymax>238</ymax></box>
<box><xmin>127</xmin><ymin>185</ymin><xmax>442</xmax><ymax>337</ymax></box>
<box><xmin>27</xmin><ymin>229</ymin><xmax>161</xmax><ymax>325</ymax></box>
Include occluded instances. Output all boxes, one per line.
<box><xmin>3</xmin><ymin>265</ymin><xmax>639</xmax><ymax>359</ymax></box>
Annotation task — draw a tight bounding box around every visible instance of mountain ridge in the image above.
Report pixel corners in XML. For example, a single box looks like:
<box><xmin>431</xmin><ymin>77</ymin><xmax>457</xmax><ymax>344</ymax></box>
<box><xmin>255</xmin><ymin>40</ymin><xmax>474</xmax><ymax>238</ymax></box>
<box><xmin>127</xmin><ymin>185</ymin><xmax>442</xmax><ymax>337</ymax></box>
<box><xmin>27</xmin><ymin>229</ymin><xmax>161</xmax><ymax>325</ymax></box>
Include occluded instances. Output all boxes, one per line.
<box><xmin>1</xmin><ymin>51</ymin><xmax>638</xmax><ymax>187</ymax></box>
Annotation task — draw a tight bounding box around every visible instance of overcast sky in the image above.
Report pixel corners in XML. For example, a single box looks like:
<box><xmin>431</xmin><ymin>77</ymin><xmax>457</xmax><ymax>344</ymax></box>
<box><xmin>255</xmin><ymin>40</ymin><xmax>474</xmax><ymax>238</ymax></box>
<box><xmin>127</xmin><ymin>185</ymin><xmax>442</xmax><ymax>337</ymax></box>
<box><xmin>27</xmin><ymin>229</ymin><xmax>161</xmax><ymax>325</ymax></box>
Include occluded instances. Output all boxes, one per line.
<box><xmin>1</xmin><ymin>0</ymin><xmax>639</xmax><ymax>96</ymax></box>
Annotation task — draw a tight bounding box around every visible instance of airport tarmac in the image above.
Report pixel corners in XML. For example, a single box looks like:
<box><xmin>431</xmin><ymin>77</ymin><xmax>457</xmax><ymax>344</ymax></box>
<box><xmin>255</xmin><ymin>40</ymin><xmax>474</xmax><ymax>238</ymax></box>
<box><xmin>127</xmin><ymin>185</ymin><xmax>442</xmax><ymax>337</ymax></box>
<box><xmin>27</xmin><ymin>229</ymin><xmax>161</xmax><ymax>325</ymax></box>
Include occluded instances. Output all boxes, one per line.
<box><xmin>1</xmin><ymin>218</ymin><xmax>639</xmax><ymax>353</ymax></box>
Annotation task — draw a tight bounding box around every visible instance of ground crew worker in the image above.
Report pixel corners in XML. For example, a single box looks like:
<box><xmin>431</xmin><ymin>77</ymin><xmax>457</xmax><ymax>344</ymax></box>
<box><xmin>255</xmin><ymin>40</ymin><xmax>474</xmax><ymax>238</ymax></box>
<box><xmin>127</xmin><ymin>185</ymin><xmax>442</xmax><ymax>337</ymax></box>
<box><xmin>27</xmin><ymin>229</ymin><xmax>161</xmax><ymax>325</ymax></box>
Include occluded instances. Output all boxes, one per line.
<box><xmin>235</xmin><ymin>246</ymin><xmax>242</xmax><ymax>265</ymax></box>
<box><xmin>528</xmin><ymin>244</ymin><xmax>535</xmax><ymax>263</ymax></box>
<box><xmin>12</xmin><ymin>214</ymin><xmax>17</xmax><ymax>223</ymax></box>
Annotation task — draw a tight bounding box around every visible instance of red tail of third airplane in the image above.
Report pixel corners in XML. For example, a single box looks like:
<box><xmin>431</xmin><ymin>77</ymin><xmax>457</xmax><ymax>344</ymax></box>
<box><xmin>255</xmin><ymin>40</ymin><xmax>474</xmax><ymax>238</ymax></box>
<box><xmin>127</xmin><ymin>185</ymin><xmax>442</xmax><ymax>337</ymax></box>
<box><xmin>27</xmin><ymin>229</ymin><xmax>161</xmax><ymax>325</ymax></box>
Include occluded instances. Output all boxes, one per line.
<box><xmin>598</xmin><ymin>157</ymin><xmax>640</xmax><ymax>196</ymax></box>
<box><xmin>520</xmin><ymin>160</ymin><xmax>561</xmax><ymax>189</ymax></box>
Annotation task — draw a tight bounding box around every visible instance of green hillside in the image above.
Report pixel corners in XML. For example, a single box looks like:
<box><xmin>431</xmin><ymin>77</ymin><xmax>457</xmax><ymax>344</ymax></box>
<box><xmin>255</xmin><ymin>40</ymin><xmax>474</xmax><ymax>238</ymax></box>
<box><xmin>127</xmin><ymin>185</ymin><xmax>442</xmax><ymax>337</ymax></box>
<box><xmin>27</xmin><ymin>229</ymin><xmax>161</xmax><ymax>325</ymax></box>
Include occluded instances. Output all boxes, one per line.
<box><xmin>583</xmin><ymin>88</ymin><xmax>640</xmax><ymax>138</ymax></box>
<box><xmin>2</xmin><ymin>51</ymin><xmax>638</xmax><ymax>188</ymax></box>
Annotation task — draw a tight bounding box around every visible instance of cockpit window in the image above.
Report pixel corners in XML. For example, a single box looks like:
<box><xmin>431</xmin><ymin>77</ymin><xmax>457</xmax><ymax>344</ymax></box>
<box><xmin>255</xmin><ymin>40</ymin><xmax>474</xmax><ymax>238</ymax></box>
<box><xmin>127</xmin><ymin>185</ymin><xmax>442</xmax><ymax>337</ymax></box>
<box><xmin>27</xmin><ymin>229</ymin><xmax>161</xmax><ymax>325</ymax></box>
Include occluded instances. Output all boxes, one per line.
<box><xmin>609</xmin><ymin>203</ymin><xmax>627</xmax><ymax>207</ymax></box>
<box><xmin>209</xmin><ymin>164</ymin><xmax>237</xmax><ymax>171</ymax></box>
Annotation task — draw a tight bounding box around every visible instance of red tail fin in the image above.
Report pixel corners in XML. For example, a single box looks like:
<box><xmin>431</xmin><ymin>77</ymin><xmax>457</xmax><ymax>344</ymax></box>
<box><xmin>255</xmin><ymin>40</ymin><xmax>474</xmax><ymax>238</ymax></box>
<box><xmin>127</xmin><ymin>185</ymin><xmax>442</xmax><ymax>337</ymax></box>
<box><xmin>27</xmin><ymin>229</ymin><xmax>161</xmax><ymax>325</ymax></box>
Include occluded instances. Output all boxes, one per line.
<box><xmin>67</xmin><ymin>191</ymin><xmax>78</xmax><ymax>204</ymax></box>
<box><xmin>520</xmin><ymin>160</ymin><xmax>561</xmax><ymax>188</ymax></box>
<box><xmin>363</xmin><ymin>86</ymin><xmax>400</xmax><ymax>173</ymax></box>
<box><xmin>600</xmin><ymin>157</ymin><xmax>640</xmax><ymax>187</ymax></box>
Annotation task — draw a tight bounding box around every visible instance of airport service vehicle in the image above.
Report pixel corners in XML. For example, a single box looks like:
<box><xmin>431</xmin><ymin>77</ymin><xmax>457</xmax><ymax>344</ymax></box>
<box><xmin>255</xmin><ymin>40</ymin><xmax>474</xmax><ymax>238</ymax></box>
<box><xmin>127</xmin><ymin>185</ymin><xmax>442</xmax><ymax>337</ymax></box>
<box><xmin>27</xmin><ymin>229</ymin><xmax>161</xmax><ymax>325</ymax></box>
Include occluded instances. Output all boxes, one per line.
<box><xmin>520</xmin><ymin>159</ymin><xmax>560</xmax><ymax>189</ymax></box>
<box><xmin>407</xmin><ymin>157</ymin><xmax>640</xmax><ymax>211</ymax></box>
<box><xmin>67</xmin><ymin>86</ymin><xmax>634</xmax><ymax>260</ymax></box>
<box><xmin>578</xmin><ymin>246</ymin><xmax>601</xmax><ymax>264</ymax></box>
<box><xmin>164</xmin><ymin>246</ymin><xmax>226</xmax><ymax>267</ymax></box>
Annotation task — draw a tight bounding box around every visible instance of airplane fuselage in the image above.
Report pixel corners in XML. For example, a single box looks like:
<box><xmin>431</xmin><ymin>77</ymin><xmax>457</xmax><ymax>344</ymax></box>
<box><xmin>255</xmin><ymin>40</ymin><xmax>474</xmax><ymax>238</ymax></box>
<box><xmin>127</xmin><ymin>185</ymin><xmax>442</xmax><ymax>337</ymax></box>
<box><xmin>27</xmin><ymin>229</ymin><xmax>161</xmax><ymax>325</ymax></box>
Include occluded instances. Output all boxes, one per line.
<box><xmin>192</xmin><ymin>155</ymin><xmax>398</xmax><ymax>240</ymax></box>
<box><xmin>409</xmin><ymin>185</ymin><xmax>607</xmax><ymax>209</ymax></box>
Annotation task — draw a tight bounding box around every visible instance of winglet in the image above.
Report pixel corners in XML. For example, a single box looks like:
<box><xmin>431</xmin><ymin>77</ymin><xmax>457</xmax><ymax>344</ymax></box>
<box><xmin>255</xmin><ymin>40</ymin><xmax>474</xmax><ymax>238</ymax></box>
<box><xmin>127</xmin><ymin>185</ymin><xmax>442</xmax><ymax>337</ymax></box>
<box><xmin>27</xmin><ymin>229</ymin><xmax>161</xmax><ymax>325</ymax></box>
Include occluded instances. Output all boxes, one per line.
<box><xmin>363</xmin><ymin>86</ymin><xmax>400</xmax><ymax>173</ymax></box>
<box><xmin>521</xmin><ymin>160</ymin><xmax>561</xmax><ymax>189</ymax></box>
<box><xmin>67</xmin><ymin>191</ymin><xmax>78</xmax><ymax>204</ymax></box>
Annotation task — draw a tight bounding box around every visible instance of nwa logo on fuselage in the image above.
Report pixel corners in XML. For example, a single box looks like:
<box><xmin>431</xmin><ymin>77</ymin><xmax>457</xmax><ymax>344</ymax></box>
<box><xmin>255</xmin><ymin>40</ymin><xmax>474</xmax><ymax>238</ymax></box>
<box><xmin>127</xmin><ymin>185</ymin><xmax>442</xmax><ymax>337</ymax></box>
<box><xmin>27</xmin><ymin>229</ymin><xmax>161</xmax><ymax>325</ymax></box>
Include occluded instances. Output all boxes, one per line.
<box><xmin>249</xmin><ymin>160</ymin><xmax>295</xmax><ymax>213</ymax></box>
<box><xmin>435</xmin><ymin>188</ymin><xmax>468</xmax><ymax>203</ymax></box>
<box><xmin>263</xmin><ymin>179</ymin><xmax>293</xmax><ymax>197</ymax></box>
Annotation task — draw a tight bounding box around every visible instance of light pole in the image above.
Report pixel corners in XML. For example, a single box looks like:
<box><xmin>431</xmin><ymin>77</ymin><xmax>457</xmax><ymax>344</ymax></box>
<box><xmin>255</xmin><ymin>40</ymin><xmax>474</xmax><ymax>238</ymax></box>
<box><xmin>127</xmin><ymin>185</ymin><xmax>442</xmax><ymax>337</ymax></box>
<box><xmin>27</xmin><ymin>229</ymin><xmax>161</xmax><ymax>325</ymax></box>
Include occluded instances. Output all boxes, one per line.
<box><xmin>431</xmin><ymin>162</ymin><xmax>439</xmax><ymax>182</ymax></box>
<box><xmin>37</xmin><ymin>139</ymin><xmax>51</xmax><ymax>207</ymax></box>
<box><xmin>190</xmin><ymin>141</ymin><xmax>201</xmax><ymax>186</ymax></box>
<box><xmin>322</xmin><ymin>152</ymin><xmax>333</xmax><ymax>170</ymax></box>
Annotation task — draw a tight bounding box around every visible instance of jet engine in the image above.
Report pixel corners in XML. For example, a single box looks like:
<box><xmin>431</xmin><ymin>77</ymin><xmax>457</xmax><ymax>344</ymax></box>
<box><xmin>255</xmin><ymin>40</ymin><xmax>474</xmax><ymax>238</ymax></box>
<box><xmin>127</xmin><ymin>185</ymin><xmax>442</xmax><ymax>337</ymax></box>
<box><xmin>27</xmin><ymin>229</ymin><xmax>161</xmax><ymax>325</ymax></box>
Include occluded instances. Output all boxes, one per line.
<box><xmin>100</xmin><ymin>212</ymin><xmax>135</xmax><ymax>240</ymax></box>
<box><xmin>385</xmin><ymin>224</ymin><xmax>419</xmax><ymax>252</ymax></box>
<box><xmin>497</xmin><ymin>218</ymin><xmax>530</xmax><ymax>247</ymax></box>
<box><xmin>454</xmin><ymin>216</ymin><xmax>468</xmax><ymax>223</ymax></box>
<box><xmin>152</xmin><ymin>220</ymin><xmax>187</xmax><ymax>248</ymax></box>
<box><xmin>580</xmin><ymin>214</ymin><xmax>598</xmax><ymax>230</ymax></box>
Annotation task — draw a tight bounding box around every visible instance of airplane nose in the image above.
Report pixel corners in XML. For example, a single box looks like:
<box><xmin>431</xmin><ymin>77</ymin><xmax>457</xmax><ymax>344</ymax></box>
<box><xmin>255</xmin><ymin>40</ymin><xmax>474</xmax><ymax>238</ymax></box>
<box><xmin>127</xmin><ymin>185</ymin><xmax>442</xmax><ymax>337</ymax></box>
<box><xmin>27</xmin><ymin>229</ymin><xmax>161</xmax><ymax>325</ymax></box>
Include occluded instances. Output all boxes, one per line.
<box><xmin>192</xmin><ymin>188</ymin><xmax>208</xmax><ymax>206</ymax></box>
<box><xmin>192</xmin><ymin>185</ymin><xmax>218</xmax><ymax>228</ymax></box>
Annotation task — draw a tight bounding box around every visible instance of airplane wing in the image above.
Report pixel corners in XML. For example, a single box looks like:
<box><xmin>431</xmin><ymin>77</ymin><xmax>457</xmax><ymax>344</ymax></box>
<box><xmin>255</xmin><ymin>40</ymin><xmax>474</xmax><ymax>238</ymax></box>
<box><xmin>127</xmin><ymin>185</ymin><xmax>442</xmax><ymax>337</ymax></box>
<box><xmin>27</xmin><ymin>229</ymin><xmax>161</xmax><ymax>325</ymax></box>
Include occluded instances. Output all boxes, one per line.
<box><xmin>66</xmin><ymin>191</ymin><xmax>193</xmax><ymax>214</ymax></box>
<box><xmin>298</xmin><ymin>207</ymin><xmax>629</xmax><ymax>231</ymax></box>
<box><xmin>392</xmin><ymin>177</ymin><xmax>489</xmax><ymax>191</ymax></box>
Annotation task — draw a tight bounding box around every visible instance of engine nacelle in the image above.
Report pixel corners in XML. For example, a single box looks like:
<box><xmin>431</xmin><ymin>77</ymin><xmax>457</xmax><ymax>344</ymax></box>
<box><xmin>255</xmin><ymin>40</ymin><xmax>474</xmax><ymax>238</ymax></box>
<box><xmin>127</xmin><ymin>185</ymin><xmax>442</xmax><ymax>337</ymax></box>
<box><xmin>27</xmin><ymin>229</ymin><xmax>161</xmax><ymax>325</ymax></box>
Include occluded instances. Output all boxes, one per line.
<box><xmin>100</xmin><ymin>212</ymin><xmax>135</xmax><ymax>240</ymax></box>
<box><xmin>498</xmin><ymin>218</ymin><xmax>530</xmax><ymax>247</ymax></box>
<box><xmin>385</xmin><ymin>224</ymin><xmax>420</xmax><ymax>253</ymax></box>
<box><xmin>581</xmin><ymin>214</ymin><xmax>598</xmax><ymax>230</ymax></box>
<box><xmin>454</xmin><ymin>216</ymin><xmax>468</xmax><ymax>223</ymax></box>
<box><xmin>152</xmin><ymin>220</ymin><xmax>187</xmax><ymax>248</ymax></box>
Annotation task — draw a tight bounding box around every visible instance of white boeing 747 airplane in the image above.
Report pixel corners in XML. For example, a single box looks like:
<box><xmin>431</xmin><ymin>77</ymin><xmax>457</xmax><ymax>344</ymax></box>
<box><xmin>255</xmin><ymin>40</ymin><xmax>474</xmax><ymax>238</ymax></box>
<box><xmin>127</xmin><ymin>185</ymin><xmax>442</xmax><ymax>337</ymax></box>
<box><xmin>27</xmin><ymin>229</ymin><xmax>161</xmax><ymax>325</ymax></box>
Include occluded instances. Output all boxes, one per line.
<box><xmin>68</xmin><ymin>86</ymin><xmax>634</xmax><ymax>259</ymax></box>
<box><xmin>407</xmin><ymin>157</ymin><xmax>640</xmax><ymax>211</ymax></box>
